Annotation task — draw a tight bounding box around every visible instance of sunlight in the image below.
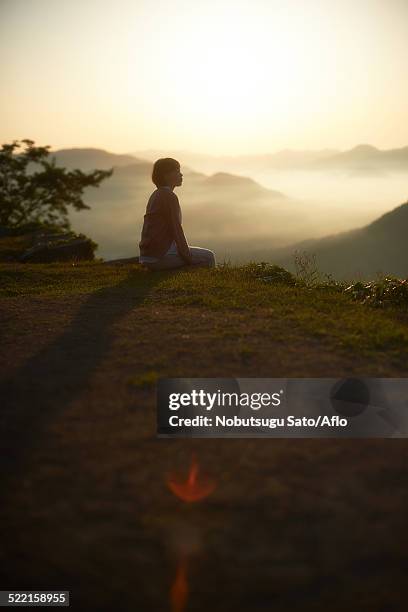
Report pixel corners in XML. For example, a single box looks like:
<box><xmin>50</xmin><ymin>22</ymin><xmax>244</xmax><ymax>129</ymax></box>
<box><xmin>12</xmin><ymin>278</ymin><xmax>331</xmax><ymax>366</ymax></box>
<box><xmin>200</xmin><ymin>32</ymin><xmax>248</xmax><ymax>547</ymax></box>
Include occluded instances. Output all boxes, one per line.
<box><xmin>115</xmin><ymin>0</ymin><xmax>342</xmax><ymax>150</ymax></box>
<box><xmin>2</xmin><ymin>0</ymin><xmax>408</xmax><ymax>152</ymax></box>
<box><xmin>154</xmin><ymin>3</ymin><xmax>318</xmax><ymax>128</ymax></box>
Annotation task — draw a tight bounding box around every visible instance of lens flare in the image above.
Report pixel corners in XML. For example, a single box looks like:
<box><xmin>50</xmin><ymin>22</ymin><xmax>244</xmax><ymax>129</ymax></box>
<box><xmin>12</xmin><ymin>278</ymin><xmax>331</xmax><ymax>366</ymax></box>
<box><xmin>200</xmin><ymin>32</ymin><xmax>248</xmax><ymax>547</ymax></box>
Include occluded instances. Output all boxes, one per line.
<box><xmin>170</xmin><ymin>558</ymin><xmax>188</xmax><ymax>612</ymax></box>
<box><xmin>166</xmin><ymin>453</ymin><xmax>216</xmax><ymax>503</ymax></box>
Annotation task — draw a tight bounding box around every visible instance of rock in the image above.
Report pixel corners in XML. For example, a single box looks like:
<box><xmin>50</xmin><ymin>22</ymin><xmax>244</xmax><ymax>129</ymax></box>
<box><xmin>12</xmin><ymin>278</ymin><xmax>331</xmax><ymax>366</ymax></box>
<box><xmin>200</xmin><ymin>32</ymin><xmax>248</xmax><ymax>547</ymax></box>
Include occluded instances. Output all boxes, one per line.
<box><xmin>0</xmin><ymin>224</ymin><xmax>98</xmax><ymax>263</ymax></box>
<box><xmin>19</xmin><ymin>230</ymin><xmax>97</xmax><ymax>263</ymax></box>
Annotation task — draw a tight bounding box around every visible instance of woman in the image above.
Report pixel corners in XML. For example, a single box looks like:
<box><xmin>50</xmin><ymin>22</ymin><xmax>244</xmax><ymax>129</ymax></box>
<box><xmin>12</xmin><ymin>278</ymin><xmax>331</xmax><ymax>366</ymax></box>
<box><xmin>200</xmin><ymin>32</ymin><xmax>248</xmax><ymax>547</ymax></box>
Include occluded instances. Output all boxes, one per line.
<box><xmin>139</xmin><ymin>158</ymin><xmax>216</xmax><ymax>270</ymax></box>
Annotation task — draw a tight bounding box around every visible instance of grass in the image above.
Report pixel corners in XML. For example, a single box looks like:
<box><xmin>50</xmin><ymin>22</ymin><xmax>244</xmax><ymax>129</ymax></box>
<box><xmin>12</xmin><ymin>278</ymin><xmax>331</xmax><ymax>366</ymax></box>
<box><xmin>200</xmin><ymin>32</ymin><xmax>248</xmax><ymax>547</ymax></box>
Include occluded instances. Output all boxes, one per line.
<box><xmin>0</xmin><ymin>260</ymin><xmax>143</xmax><ymax>296</ymax></box>
<box><xmin>127</xmin><ymin>370</ymin><xmax>159</xmax><ymax>389</ymax></box>
<box><xmin>145</xmin><ymin>263</ymin><xmax>408</xmax><ymax>355</ymax></box>
<box><xmin>1</xmin><ymin>259</ymin><xmax>408</xmax><ymax>610</ymax></box>
<box><xmin>1</xmin><ymin>260</ymin><xmax>408</xmax><ymax>362</ymax></box>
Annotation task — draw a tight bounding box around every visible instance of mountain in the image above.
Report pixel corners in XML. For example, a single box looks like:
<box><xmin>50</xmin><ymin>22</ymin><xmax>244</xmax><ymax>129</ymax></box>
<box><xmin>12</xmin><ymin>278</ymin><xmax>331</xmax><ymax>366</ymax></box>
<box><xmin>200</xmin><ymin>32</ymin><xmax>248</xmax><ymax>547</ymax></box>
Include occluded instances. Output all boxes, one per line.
<box><xmin>131</xmin><ymin>145</ymin><xmax>408</xmax><ymax>176</ymax></box>
<box><xmin>43</xmin><ymin>147</ymin><xmax>298</xmax><ymax>260</ymax></box>
<box><xmin>130</xmin><ymin>148</ymin><xmax>340</xmax><ymax>174</ymax></box>
<box><xmin>48</xmin><ymin>147</ymin><xmax>148</xmax><ymax>170</ymax></box>
<box><xmin>47</xmin><ymin>148</ymin><xmax>285</xmax><ymax>200</ymax></box>
<box><xmin>38</xmin><ymin>146</ymin><xmax>408</xmax><ymax>272</ymax></box>
<box><xmin>201</xmin><ymin>172</ymin><xmax>285</xmax><ymax>198</ymax></box>
<box><xmin>267</xmin><ymin>201</ymin><xmax>408</xmax><ymax>280</ymax></box>
<box><xmin>311</xmin><ymin>144</ymin><xmax>408</xmax><ymax>174</ymax></box>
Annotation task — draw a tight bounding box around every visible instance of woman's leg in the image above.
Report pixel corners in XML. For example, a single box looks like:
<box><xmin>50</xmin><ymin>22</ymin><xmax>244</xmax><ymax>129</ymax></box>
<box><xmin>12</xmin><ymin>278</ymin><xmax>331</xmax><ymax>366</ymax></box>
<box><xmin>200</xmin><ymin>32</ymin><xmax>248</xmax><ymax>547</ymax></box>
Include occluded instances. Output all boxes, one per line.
<box><xmin>143</xmin><ymin>248</ymin><xmax>216</xmax><ymax>271</ymax></box>
<box><xmin>189</xmin><ymin>246</ymin><xmax>216</xmax><ymax>268</ymax></box>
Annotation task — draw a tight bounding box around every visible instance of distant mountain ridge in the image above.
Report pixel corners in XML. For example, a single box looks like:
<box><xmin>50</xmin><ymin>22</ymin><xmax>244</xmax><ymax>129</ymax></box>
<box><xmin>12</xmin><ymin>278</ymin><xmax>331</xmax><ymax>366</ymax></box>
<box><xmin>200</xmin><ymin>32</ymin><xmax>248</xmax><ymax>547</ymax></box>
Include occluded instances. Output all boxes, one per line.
<box><xmin>129</xmin><ymin>147</ymin><xmax>340</xmax><ymax>173</ymax></box>
<box><xmin>49</xmin><ymin>147</ymin><xmax>147</xmax><ymax>170</ymax></box>
<box><xmin>312</xmin><ymin>144</ymin><xmax>408</xmax><ymax>173</ymax></box>
<box><xmin>269</xmin><ymin>201</ymin><xmax>408</xmax><ymax>280</ymax></box>
<box><xmin>50</xmin><ymin>144</ymin><xmax>408</xmax><ymax>176</ymax></box>
<box><xmin>47</xmin><ymin>147</ymin><xmax>295</xmax><ymax>260</ymax></box>
<box><xmin>130</xmin><ymin>144</ymin><xmax>408</xmax><ymax>174</ymax></box>
<box><xmin>46</xmin><ymin>147</ymin><xmax>407</xmax><ymax>276</ymax></box>
<box><xmin>48</xmin><ymin>147</ymin><xmax>286</xmax><ymax>198</ymax></box>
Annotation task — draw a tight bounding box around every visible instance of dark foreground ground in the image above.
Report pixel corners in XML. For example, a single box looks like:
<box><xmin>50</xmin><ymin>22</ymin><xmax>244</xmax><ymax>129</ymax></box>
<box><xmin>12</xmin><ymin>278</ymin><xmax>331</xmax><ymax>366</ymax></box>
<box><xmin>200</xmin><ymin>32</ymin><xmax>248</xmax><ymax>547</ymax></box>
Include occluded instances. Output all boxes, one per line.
<box><xmin>0</xmin><ymin>262</ymin><xmax>407</xmax><ymax>611</ymax></box>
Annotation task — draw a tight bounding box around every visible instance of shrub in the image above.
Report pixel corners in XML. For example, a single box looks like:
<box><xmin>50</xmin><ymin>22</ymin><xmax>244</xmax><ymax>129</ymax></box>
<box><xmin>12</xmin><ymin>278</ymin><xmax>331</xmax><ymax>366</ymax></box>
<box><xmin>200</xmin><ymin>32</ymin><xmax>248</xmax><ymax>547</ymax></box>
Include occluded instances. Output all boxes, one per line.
<box><xmin>344</xmin><ymin>277</ymin><xmax>408</xmax><ymax>308</ymax></box>
<box><xmin>293</xmin><ymin>249</ymin><xmax>320</xmax><ymax>287</ymax></box>
<box><xmin>241</xmin><ymin>261</ymin><xmax>297</xmax><ymax>285</ymax></box>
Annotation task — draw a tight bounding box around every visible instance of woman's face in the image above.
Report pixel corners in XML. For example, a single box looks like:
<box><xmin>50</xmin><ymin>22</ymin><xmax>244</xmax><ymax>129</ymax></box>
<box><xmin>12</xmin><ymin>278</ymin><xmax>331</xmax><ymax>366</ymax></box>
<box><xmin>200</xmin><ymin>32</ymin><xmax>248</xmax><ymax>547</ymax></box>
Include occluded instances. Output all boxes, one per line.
<box><xmin>165</xmin><ymin>166</ymin><xmax>183</xmax><ymax>188</ymax></box>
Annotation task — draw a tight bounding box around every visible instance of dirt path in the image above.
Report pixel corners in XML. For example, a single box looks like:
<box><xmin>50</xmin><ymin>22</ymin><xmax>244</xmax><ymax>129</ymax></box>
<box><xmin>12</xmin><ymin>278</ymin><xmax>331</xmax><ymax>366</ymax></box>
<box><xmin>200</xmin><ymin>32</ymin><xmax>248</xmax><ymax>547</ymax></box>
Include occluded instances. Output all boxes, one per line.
<box><xmin>1</xmin><ymin>289</ymin><xmax>407</xmax><ymax>611</ymax></box>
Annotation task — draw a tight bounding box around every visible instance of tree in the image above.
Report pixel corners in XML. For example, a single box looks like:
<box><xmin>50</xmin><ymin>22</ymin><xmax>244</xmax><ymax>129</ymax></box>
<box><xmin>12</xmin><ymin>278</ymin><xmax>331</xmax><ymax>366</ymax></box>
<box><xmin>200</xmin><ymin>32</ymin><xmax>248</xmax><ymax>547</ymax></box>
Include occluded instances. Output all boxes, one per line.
<box><xmin>0</xmin><ymin>139</ymin><xmax>113</xmax><ymax>229</ymax></box>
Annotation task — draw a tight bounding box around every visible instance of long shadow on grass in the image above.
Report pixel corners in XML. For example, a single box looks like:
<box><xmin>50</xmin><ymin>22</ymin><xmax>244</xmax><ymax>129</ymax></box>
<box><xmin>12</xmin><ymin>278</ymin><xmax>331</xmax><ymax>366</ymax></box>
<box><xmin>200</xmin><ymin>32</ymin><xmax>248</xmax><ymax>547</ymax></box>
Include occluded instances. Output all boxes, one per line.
<box><xmin>0</xmin><ymin>266</ymin><xmax>166</xmax><ymax>490</ymax></box>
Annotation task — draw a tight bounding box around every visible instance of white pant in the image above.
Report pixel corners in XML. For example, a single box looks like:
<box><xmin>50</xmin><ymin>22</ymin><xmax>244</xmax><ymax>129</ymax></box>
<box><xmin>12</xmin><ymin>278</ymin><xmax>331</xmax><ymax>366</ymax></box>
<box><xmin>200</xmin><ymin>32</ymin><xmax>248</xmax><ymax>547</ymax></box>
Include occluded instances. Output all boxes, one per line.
<box><xmin>142</xmin><ymin>246</ymin><xmax>216</xmax><ymax>270</ymax></box>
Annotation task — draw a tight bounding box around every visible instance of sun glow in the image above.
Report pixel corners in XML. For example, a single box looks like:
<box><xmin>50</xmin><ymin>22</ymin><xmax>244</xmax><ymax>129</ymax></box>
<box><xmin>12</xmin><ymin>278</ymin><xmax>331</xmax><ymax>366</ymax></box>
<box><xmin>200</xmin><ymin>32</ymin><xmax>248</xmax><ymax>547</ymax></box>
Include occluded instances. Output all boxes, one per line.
<box><xmin>1</xmin><ymin>0</ymin><xmax>408</xmax><ymax>153</ymax></box>
<box><xmin>171</xmin><ymin>26</ymin><xmax>304</xmax><ymax>117</ymax></box>
<box><xmin>138</xmin><ymin>2</ymin><xmax>330</xmax><ymax>138</ymax></box>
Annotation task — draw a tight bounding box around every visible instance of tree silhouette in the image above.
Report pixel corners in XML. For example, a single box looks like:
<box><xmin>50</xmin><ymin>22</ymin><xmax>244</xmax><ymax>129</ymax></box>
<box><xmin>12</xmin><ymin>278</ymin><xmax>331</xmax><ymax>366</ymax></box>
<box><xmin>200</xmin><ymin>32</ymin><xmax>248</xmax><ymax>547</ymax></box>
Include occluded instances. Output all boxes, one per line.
<box><xmin>0</xmin><ymin>139</ymin><xmax>113</xmax><ymax>229</ymax></box>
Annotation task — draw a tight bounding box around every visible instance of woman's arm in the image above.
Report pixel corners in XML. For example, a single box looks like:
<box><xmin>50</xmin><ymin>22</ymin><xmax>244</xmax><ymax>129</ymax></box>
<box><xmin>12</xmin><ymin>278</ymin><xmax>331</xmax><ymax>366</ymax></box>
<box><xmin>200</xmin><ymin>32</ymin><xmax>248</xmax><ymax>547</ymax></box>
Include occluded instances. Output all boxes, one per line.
<box><xmin>168</xmin><ymin>196</ymin><xmax>192</xmax><ymax>264</ymax></box>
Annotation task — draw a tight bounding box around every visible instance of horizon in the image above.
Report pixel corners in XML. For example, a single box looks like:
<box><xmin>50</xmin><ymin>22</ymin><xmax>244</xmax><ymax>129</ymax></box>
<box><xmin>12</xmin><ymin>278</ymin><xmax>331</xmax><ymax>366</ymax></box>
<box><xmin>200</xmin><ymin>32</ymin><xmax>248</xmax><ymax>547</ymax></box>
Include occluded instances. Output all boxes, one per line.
<box><xmin>49</xmin><ymin>142</ymin><xmax>407</xmax><ymax>157</ymax></box>
<box><xmin>9</xmin><ymin>140</ymin><xmax>408</xmax><ymax>164</ymax></box>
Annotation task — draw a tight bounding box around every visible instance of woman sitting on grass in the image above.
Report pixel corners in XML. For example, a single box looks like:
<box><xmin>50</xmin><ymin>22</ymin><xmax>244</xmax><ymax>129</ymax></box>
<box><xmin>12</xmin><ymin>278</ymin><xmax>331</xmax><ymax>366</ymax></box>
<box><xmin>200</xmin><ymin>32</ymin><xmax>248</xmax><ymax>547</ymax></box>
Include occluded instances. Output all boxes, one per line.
<box><xmin>139</xmin><ymin>158</ymin><xmax>216</xmax><ymax>270</ymax></box>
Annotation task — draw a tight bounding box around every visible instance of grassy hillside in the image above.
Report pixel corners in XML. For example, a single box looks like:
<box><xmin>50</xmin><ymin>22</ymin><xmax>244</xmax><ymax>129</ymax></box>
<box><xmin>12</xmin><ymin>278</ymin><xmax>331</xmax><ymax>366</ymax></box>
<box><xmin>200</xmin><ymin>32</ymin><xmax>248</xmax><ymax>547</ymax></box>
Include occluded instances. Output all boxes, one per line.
<box><xmin>1</xmin><ymin>262</ymin><xmax>408</xmax><ymax>611</ymax></box>
<box><xmin>1</xmin><ymin>261</ymin><xmax>407</xmax><ymax>361</ymax></box>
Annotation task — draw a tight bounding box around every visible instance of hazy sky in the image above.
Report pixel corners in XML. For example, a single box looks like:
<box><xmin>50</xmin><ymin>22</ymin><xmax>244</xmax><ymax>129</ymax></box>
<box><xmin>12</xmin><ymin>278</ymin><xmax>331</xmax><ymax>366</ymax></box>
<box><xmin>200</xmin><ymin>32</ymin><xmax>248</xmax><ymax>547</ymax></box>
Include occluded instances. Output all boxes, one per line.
<box><xmin>1</xmin><ymin>0</ymin><xmax>407</xmax><ymax>155</ymax></box>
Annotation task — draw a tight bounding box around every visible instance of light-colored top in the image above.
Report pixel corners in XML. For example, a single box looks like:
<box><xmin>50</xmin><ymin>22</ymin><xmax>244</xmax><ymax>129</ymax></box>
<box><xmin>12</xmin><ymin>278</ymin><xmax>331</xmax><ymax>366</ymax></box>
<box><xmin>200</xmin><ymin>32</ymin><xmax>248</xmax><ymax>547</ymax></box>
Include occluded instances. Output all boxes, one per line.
<box><xmin>139</xmin><ymin>186</ymin><xmax>180</xmax><ymax>263</ymax></box>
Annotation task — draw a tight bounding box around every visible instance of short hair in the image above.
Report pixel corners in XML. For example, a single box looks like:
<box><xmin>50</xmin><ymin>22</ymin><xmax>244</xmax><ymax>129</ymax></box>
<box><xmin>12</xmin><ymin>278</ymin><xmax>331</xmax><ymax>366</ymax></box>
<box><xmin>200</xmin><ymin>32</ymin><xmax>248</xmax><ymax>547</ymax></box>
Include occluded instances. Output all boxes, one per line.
<box><xmin>152</xmin><ymin>158</ymin><xmax>180</xmax><ymax>187</ymax></box>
